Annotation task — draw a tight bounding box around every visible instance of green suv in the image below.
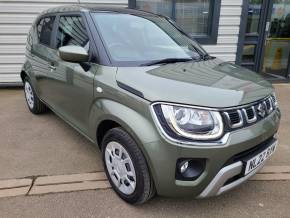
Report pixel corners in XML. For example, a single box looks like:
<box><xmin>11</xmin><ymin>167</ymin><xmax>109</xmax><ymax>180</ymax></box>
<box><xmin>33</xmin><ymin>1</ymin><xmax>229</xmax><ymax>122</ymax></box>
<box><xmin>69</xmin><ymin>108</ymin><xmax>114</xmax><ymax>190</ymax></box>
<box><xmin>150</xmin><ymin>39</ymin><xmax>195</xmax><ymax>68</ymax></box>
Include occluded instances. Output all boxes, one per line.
<box><xmin>21</xmin><ymin>6</ymin><xmax>281</xmax><ymax>204</ymax></box>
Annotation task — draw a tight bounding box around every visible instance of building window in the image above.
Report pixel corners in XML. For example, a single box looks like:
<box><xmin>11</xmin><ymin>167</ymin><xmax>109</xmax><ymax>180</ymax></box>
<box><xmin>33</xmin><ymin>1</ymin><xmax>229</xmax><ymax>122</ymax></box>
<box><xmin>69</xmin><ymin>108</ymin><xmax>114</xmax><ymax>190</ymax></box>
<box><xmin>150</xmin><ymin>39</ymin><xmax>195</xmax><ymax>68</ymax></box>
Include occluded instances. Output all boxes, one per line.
<box><xmin>129</xmin><ymin>0</ymin><xmax>221</xmax><ymax>44</ymax></box>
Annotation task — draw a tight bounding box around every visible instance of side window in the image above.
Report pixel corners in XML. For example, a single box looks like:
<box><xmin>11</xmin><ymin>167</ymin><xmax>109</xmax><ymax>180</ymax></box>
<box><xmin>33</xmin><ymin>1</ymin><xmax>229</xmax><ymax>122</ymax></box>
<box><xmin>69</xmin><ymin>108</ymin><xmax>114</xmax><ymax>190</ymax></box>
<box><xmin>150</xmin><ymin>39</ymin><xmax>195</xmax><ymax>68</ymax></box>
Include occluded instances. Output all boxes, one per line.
<box><xmin>37</xmin><ymin>16</ymin><xmax>55</xmax><ymax>46</ymax></box>
<box><xmin>56</xmin><ymin>16</ymin><xmax>90</xmax><ymax>51</ymax></box>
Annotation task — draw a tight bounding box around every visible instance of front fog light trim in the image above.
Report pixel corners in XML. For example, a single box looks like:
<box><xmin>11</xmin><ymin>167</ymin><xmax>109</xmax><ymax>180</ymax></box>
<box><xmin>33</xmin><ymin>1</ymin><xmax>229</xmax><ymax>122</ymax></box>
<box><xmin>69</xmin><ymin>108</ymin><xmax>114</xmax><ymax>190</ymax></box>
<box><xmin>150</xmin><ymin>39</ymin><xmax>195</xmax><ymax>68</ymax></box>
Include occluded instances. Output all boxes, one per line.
<box><xmin>176</xmin><ymin>158</ymin><xmax>206</xmax><ymax>181</ymax></box>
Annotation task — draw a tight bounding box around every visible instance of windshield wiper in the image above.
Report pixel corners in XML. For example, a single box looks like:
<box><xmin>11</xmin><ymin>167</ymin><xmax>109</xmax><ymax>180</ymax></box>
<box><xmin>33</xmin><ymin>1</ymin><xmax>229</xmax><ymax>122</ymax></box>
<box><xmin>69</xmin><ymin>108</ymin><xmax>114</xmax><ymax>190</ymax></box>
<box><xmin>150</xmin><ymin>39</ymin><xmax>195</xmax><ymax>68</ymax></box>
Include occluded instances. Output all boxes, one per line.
<box><xmin>140</xmin><ymin>58</ymin><xmax>193</xmax><ymax>66</ymax></box>
<box><xmin>201</xmin><ymin>54</ymin><xmax>216</xmax><ymax>61</ymax></box>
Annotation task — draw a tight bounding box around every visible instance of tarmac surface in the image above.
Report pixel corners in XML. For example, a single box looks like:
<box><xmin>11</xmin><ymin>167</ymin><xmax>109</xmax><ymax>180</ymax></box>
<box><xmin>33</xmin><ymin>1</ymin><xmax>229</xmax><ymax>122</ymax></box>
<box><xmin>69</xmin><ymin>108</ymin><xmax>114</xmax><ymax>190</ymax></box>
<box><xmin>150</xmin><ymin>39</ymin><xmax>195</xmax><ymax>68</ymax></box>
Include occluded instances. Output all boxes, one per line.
<box><xmin>0</xmin><ymin>88</ymin><xmax>102</xmax><ymax>180</ymax></box>
<box><xmin>0</xmin><ymin>181</ymin><xmax>289</xmax><ymax>218</ymax></box>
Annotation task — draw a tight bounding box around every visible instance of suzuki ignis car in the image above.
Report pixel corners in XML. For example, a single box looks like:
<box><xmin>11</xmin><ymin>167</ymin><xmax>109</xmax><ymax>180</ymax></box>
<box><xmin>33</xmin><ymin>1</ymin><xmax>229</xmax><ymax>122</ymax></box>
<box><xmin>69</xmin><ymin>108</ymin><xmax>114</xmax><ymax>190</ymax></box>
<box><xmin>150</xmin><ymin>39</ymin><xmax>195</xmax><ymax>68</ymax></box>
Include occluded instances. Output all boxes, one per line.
<box><xmin>21</xmin><ymin>6</ymin><xmax>281</xmax><ymax>204</ymax></box>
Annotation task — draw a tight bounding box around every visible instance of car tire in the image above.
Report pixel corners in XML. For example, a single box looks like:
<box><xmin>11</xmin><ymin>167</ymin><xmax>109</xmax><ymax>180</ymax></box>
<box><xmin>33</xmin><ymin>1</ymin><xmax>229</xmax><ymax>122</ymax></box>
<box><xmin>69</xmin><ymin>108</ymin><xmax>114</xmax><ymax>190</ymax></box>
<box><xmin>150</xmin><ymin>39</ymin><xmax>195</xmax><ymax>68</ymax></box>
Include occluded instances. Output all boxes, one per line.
<box><xmin>101</xmin><ymin>127</ymin><xmax>155</xmax><ymax>204</ymax></box>
<box><xmin>23</xmin><ymin>77</ymin><xmax>48</xmax><ymax>114</ymax></box>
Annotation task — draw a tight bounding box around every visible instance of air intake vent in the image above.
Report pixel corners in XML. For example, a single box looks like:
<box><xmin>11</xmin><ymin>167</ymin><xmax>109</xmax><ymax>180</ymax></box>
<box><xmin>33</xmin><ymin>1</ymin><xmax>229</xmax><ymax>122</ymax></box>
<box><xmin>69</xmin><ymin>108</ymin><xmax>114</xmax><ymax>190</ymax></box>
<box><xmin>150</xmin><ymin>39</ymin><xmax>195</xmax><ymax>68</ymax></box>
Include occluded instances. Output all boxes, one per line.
<box><xmin>271</xmin><ymin>94</ymin><xmax>277</xmax><ymax>103</ymax></box>
<box><xmin>265</xmin><ymin>98</ymin><xmax>273</xmax><ymax>113</ymax></box>
<box><xmin>223</xmin><ymin>110</ymin><xmax>243</xmax><ymax>128</ymax></box>
<box><xmin>246</xmin><ymin>108</ymin><xmax>254</xmax><ymax>119</ymax></box>
<box><xmin>271</xmin><ymin>95</ymin><xmax>278</xmax><ymax>109</ymax></box>
<box><xmin>228</xmin><ymin>112</ymin><xmax>240</xmax><ymax>124</ymax></box>
<box><xmin>243</xmin><ymin>106</ymin><xmax>257</xmax><ymax>123</ymax></box>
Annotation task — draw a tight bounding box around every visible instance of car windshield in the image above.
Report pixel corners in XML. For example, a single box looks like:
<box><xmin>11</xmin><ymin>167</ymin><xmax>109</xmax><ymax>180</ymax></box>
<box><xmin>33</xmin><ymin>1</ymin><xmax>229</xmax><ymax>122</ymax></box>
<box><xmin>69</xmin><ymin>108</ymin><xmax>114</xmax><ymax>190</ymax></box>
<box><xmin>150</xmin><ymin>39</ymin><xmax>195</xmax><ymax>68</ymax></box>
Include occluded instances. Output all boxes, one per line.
<box><xmin>91</xmin><ymin>12</ymin><xmax>209</xmax><ymax>66</ymax></box>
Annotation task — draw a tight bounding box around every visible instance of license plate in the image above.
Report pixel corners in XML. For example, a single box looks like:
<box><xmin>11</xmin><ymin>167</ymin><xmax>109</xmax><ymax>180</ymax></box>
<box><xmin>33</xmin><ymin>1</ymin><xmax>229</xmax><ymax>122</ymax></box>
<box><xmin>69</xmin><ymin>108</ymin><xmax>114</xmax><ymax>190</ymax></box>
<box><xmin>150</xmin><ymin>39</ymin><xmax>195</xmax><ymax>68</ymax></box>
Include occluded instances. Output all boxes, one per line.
<box><xmin>244</xmin><ymin>141</ymin><xmax>277</xmax><ymax>175</ymax></box>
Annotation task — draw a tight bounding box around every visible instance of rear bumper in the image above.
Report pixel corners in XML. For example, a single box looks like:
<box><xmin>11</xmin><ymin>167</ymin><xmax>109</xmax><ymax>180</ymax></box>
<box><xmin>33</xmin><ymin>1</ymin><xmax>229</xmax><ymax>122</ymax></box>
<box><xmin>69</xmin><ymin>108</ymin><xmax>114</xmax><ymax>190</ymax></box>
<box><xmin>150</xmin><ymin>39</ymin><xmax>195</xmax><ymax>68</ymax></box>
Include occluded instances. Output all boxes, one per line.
<box><xmin>198</xmin><ymin>139</ymin><xmax>277</xmax><ymax>198</ymax></box>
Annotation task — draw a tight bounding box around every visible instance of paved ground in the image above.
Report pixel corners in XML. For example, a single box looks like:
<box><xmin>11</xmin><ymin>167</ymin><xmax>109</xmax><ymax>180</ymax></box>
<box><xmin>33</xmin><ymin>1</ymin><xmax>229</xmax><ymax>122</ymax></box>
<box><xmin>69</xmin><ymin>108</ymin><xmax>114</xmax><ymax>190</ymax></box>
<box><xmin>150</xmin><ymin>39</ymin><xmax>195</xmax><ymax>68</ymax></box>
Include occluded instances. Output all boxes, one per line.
<box><xmin>0</xmin><ymin>181</ymin><xmax>290</xmax><ymax>218</ymax></box>
<box><xmin>0</xmin><ymin>84</ymin><xmax>289</xmax><ymax>217</ymax></box>
<box><xmin>0</xmin><ymin>88</ymin><xmax>102</xmax><ymax>180</ymax></box>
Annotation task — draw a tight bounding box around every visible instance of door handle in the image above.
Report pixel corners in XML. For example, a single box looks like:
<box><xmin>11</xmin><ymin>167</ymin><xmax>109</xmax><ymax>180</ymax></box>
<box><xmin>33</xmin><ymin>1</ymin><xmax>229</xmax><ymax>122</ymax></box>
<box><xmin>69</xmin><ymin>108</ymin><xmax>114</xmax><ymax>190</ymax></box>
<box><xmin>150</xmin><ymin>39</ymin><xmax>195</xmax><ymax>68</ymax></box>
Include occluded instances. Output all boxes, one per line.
<box><xmin>49</xmin><ymin>65</ymin><xmax>56</xmax><ymax>71</ymax></box>
<box><xmin>265</xmin><ymin>21</ymin><xmax>270</xmax><ymax>32</ymax></box>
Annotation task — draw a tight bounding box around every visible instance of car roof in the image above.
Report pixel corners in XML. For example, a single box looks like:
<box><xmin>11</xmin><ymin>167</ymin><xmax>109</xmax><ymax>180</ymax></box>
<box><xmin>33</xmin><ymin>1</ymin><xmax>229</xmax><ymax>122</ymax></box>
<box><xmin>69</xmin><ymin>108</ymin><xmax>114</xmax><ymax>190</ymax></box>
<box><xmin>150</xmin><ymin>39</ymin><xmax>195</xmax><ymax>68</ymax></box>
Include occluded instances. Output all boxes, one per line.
<box><xmin>40</xmin><ymin>4</ymin><xmax>160</xmax><ymax>17</ymax></box>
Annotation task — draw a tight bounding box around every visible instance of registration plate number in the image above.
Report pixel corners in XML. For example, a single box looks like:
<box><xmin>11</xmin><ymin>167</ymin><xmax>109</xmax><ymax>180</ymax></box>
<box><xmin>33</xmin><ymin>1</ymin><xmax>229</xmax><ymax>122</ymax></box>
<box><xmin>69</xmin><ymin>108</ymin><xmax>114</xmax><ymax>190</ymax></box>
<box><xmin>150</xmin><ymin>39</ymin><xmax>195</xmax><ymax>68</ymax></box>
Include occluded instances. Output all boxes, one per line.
<box><xmin>244</xmin><ymin>141</ymin><xmax>277</xmax><ymax>175</ymax></box>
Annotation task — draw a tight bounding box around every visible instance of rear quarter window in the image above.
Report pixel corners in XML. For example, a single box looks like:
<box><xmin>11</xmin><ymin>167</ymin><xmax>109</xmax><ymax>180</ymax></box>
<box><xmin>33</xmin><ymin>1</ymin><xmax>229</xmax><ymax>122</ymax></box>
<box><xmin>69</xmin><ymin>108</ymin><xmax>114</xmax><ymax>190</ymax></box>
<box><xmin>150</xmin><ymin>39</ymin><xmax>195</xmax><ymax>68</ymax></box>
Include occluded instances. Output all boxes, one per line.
<box><xmin>37</xmin><ymin>16</ymin><xmax>55</xmax><ymax>46</ymax></box>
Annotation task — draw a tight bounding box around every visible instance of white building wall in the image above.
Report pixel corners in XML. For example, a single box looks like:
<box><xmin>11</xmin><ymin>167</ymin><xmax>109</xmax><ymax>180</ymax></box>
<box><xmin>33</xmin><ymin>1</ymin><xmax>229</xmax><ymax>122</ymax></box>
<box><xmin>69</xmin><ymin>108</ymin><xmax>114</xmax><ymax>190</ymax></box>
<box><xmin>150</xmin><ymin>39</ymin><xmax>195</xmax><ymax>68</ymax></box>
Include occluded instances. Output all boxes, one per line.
<box><xmin>0</xmin><ymin>0</ymin><xmax>242</xmax><ymax>83</ymax></box>
<box><xmin>0</xmin><ymin>0</ymin><xmax>127</xmax><ymax>83</ymax></box>
<box><xmin>203</xmin><ymin>0</ymin><xmax>242</xmax><ymax>62</ymax></box>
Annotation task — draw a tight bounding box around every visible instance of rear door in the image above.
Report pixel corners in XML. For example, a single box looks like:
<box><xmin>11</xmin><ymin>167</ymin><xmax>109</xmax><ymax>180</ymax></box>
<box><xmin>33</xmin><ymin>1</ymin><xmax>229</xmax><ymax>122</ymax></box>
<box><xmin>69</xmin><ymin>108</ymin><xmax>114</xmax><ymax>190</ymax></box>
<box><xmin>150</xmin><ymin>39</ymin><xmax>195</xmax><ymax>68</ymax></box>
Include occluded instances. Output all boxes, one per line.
<box><xmin>44</xmin><ymin>13</ymin><xmax>96</xmax><ymax>134</ymax></box>
<box><xmin>31</xmin><ymin>15</ymin><xmax>58</xmax><ymax>100</ymax></box>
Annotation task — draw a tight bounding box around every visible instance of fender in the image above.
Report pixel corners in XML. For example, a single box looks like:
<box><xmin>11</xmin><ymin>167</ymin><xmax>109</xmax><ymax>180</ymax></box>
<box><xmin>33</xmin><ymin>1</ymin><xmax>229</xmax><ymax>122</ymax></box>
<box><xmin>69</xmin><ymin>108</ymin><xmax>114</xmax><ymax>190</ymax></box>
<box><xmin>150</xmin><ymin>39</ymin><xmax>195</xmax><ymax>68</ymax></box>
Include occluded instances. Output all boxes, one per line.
<box><xmin>89</xmin><ymin>99</ymin><xmax>160</xmax><ymax>145</ymax></box>
<box><xmin>88</xmin><ymin>98</ymin><xmax>161</xmax><ymax>181</ymax></box>
<box><xmin>21</xmin><ymin>60</ymin><xmax>42</xmax><ymax>96</ymax></box>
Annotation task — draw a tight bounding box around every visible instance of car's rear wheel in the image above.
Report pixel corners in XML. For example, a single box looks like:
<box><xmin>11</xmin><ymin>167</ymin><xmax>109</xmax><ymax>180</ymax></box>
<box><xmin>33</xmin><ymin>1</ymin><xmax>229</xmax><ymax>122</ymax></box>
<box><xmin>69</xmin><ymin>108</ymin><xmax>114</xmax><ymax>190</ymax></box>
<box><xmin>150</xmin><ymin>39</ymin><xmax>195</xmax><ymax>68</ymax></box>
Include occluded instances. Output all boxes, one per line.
<box><xmin>101</xmin><ymin>127</ymin><xmax>155</xmax><ymax>204</ymax></box>
<box><xmin>24</xmin><ymin>77</ymin><xmax>47</xmax><ymax>114</ymax></box>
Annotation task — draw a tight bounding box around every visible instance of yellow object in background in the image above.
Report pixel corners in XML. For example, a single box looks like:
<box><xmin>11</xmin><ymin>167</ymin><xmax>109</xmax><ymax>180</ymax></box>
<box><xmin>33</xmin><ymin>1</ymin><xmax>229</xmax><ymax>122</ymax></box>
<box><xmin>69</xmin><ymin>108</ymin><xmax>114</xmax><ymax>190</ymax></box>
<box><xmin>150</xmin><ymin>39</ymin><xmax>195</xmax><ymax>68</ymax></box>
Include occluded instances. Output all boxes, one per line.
<box><xmin>263</xmin><ymin>38</ymin><xmax>290</xmax><ymax>73</ymax></box>
<box><xmin>272</xmin><ymin>47</ymin><xmax>283</xmax><ymax>70</ymax></box>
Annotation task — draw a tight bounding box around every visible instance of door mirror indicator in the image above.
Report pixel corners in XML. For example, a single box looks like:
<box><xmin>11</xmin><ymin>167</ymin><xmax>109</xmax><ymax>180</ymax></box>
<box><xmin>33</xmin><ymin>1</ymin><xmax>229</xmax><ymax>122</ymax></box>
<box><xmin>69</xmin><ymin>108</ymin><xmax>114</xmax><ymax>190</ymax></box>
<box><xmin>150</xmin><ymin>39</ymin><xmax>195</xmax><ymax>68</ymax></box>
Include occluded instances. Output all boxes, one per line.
<box><xmin>58</xmin><ymin>45</ymin><xmax>89</xmax><ymax>63</ymax></box>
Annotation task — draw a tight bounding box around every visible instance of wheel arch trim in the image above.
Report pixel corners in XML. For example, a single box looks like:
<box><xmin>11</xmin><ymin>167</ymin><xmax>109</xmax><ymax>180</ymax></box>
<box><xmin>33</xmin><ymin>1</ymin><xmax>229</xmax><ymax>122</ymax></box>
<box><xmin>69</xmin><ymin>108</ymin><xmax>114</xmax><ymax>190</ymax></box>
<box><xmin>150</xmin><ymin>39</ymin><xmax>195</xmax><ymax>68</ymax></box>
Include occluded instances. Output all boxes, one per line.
<box><xmin>90</xmin><ymin>99</ymin><xmax>160</xmax><ymax>185</ymax></box>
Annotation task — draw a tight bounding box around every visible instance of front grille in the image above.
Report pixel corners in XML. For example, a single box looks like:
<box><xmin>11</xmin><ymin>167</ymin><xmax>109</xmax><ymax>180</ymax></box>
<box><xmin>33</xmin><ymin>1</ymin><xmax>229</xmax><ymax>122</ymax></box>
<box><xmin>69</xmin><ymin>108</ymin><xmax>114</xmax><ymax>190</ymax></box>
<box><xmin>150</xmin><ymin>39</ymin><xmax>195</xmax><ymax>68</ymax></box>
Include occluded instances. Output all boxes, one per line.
<box><xmin>272</xmin><ymin>94</ymin><xmax>277</xmax><ymax>103</ymax></box>
<box><xmin>223</xmin><ymin>95</ymin><xmax>277</xmax><ymax>130</ymax></box>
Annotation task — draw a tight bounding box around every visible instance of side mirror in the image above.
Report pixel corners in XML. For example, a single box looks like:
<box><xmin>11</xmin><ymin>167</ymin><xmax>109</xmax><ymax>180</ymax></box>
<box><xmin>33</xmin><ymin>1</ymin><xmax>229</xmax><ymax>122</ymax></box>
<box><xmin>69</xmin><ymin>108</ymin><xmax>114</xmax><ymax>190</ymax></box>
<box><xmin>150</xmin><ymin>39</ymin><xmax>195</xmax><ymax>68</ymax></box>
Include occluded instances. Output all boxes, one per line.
<box><xmin>58</xmin><ymin>45</ymin><xmax>89</xmax><ymax>63</ymax></box>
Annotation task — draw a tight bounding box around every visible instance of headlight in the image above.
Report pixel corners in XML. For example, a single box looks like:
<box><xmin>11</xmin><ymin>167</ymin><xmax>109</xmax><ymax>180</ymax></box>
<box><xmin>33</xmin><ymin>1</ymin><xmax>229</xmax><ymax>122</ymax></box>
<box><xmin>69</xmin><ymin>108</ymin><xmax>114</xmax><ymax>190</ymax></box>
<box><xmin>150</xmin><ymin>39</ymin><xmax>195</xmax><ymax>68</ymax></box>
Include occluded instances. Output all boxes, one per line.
<box><xmin>153</xmin><ymin>103</ymin><xmax>224</xmax><ymax>141</ymax></box>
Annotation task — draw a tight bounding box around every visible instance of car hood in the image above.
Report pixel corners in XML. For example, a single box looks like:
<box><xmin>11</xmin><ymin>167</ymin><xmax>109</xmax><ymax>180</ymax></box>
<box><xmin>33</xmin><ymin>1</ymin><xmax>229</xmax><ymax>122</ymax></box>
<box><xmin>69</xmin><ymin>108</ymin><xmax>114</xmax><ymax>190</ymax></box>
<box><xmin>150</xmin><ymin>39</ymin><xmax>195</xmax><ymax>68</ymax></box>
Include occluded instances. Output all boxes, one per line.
<box><xmin>116</xmin><ymin>59</ymin><xmax>273</xmax><ymax>108</ymax></box>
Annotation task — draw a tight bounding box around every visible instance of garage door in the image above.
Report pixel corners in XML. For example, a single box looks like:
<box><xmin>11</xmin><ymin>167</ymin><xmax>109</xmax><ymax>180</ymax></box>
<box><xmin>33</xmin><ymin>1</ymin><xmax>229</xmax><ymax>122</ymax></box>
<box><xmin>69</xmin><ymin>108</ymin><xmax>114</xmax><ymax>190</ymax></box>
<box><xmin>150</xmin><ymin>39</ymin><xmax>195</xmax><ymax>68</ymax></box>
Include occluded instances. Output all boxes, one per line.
<box><xmin>0</xmin><ymin>0</ymin><xmax>127</xmax><ymax>84</ymax></box>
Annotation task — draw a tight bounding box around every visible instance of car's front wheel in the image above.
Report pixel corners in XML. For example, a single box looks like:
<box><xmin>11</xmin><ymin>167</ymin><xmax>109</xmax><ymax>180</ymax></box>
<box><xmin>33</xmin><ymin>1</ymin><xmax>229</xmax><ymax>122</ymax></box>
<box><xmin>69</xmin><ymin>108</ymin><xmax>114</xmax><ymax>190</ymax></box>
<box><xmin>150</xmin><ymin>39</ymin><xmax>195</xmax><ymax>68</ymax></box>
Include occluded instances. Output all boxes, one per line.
<box><xmin>24</xmin><ymin>77</ymin><xmax>47</xmax><ymax>114</ymax></box>
<box><xmin>102</xmin><ymin>127</ymin><xmax>155</xmax><ymax>204</ymax></box>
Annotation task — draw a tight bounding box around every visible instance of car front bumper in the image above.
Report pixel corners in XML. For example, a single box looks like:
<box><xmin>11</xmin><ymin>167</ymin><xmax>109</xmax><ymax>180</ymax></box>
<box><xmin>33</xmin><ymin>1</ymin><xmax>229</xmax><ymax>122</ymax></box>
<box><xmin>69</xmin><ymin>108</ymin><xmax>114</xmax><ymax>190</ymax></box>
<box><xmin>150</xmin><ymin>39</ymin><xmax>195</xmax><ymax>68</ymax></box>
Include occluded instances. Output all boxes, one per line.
<box><xmin>198</xmin><ymin>138</ymin><xmax>277</xmax><ymax>198</ymax></box>
<box><xmin>142</xmin><ymin>109</ymin><xmax>281</xmax><ymax>197</ymax></box>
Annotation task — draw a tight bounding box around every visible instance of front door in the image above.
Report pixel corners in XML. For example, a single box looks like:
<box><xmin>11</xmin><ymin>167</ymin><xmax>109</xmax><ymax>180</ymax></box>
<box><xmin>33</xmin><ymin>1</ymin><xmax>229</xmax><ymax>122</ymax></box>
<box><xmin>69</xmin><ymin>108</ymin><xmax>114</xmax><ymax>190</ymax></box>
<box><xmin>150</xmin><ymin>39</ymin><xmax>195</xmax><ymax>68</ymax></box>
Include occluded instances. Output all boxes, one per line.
<box><xmin>46</xmin><ymin>14</ymin><xmax>95</xmax><ymax>134</ymax></box>
<box><xmin>237</xmin><ymin>0</ymin><xmax>290</xmax><ymax>80</ymax></box>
